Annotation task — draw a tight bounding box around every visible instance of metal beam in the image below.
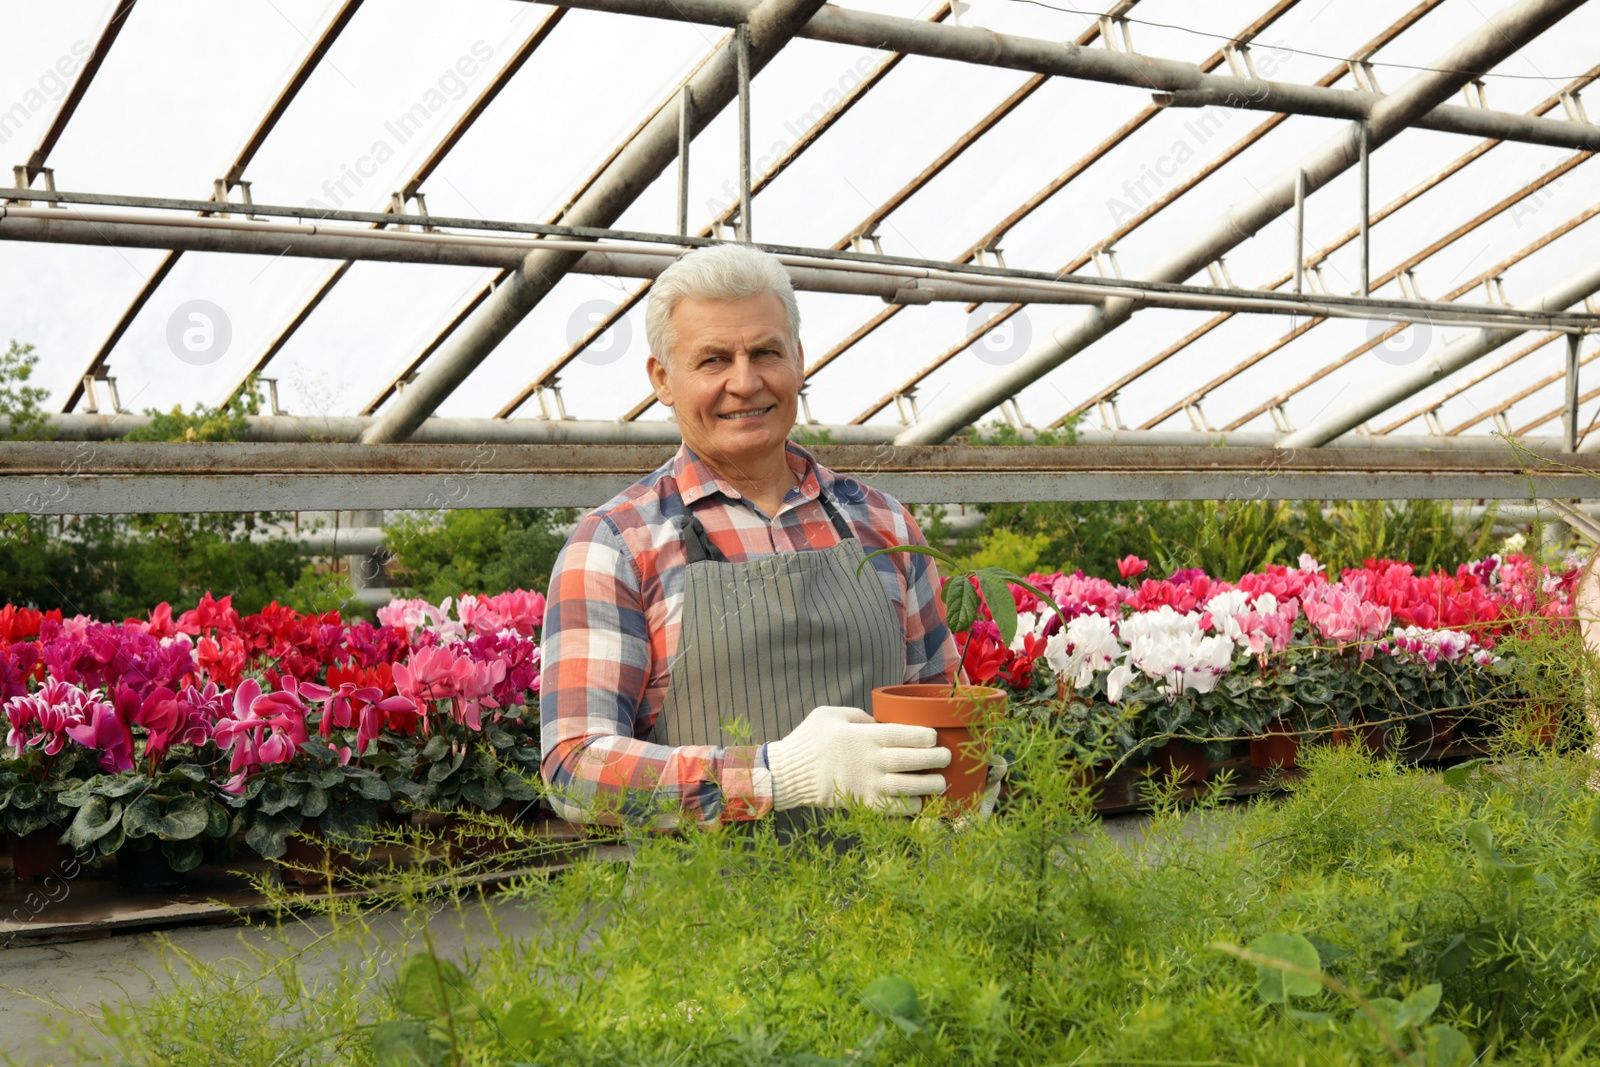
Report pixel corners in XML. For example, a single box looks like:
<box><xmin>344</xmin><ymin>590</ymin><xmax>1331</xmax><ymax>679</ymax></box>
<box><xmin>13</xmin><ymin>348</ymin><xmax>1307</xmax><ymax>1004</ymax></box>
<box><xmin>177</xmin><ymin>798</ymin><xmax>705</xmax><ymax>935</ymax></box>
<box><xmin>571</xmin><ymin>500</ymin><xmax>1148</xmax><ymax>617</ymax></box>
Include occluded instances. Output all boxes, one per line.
<box><xmin>1147</xmin><ymin>148</ymin><xmax>1595</xmax><ymax>431</ymax></box>
<box><xmin>58</xmin><ymin>0</ymin><xmax>366</xmax><ymax>413</ymax></box>
<box><xmin>853</xmin><ymin>1</ymin><xmax>1444</xmax><ymax>428</ymax></box>
<box><xmin>523</xmin><ymin>0</ymin><xmax>1600</xmax><ymax>153</ymax></box>
<box><xmin>16</xmin><ymin>0</ymin><xmax>138</xmax><ymax>180</ymax></box>
<box><xmin>1446</xmin><ymin>341</ymin><xmax>1599</xmax><ymax>434</ymax></box>
<box><xmin>502</xmin><ymin>3</ymin><xmax>951</xmax><ymax>420</ymax></box>
<box><xmin>9</xmin><ymin>205</ymin><xmax>1593</xmax><ymax>333</ymax></box>
<box><xmin>893</xmin><ymin>0</ymin><xmax>1588</xmax><ymax>446</ymax></box>
<box><xmin>1375</xmin><ymin>332</ymin><xmax>1563</xmax><ymax>434</ymax></box>
<box><xmin>359</xmin><ymin>0</ymin><xmax>828</xmax><ymax>443</ymax></box>
<box><xmin>228</xmin><ymin>4</ymin><xmax>567</xmax><ymax>410</ymax></box>
<box><xmin>1055</xmin><ymin>56</ymin><xmax>1599</xmax><ymax>432</ymax></box>
<box><xmin>4</xmin><ymin>442</ymin><xmax>1593</xmax><ymax>513</ymax></box>
<box><xmin>4</xmin><ymin>414</ymin><xmax>1572</xmax><ymax>453</ymax></box>
<box><xmin>1280</xmin><ymin>257</ymin><xmax>1600</xmax><ymax>448</ymax></box>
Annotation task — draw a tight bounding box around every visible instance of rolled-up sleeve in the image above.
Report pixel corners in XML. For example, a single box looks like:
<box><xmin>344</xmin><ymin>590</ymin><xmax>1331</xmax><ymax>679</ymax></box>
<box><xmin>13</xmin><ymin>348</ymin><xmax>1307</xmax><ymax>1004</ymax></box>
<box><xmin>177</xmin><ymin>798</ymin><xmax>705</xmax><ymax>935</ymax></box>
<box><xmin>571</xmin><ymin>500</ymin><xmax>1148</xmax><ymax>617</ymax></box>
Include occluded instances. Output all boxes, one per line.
<box><xmin>538</xmin><ymin>513</ymin><xmax>771</xmax><ymax>826</ymax></box>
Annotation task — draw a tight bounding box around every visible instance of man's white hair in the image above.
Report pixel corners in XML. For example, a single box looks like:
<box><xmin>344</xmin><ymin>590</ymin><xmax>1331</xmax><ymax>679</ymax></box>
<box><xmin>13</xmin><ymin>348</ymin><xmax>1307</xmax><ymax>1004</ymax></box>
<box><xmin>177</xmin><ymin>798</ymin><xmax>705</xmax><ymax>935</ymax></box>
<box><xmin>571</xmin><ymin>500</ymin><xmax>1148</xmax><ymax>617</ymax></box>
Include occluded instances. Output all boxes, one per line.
<box><xmin>646</xmin><ymin>244</ymin><xmax>801</xmax><ymax>372</ymax></box>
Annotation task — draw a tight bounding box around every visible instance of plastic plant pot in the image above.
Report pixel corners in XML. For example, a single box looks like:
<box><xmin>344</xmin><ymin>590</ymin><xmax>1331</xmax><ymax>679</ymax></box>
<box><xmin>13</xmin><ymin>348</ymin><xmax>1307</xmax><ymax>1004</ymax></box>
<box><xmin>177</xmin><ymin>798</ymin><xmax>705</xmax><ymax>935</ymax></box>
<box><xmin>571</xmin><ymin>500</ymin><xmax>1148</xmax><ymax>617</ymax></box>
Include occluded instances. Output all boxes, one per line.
<box><xmin>1151</xmin><ymin>739</ymin><xmax>1211</xmax><ymax>786</ymax></box>
<box><xmin>1249</xmin><ymin>721</ymin><xmax>1301</xmax><ymax>770</ymax></box>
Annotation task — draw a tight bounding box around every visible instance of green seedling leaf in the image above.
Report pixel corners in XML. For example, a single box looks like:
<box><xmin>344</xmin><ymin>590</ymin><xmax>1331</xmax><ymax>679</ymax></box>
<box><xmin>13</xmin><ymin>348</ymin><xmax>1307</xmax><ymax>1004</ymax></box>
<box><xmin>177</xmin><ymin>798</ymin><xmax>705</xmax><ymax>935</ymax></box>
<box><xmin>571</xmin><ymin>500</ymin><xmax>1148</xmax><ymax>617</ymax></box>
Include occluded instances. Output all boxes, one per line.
<box><xmin>1442</xmin><ymin>758</ymin><xmax>1490</xmax><ymax>791</ymax></box>
<box><xmin>1247</xmin><ymin>932</ymin><xmax>1322</xmax><ymax>1004</ymax></box>
<box><xmin>371</xmin><ymin>1019</ymin><xmax>448</xmax><ymax>1067</ymax></box>
<box><xmin>1465</xmin><ymin>821</ymin><xmax>1536</xmax><ymax>883</ymax></box>
<box><xmin>1433</xmin><ymin>934</ymin><xmax>1473</xmax><ymax>978</ymax></box>
<box><xmin>943</xmin><ymin>577</ymin><xmax>981</xmax><ymax>636</ymax></box>
<box><xmin>860</xmin><ymin>975</ymin><xmax>924</xmax><ymax>1034</ymax></box>
<box><xmin>1422</xmin><ymin>1023</ymin><xmax>1476</xmax><ymax>1067</ymax></box>
<box><xmin>1395</xmin><ymin>983</ymin><xmax>1443</xmax><ymax>1029</ymax></box>
<box><xmin>498</xmin><ymin>995</ymin><xmax>567</xmax><ymax>1050</ymax></box>
<box><xmin>974</xmin><ymin>567</ymin><xmax>1019</xmax><ymax>648</ymax></box>
<box><xmin>1305</xmin><ymin>935</ymin><xmax>1353</xmax><ymax>966</ymax></box>
<box><xmin>397</xmin><ymin>953</ymin><xmax>471</xmax><ymax>1020</ymax></box>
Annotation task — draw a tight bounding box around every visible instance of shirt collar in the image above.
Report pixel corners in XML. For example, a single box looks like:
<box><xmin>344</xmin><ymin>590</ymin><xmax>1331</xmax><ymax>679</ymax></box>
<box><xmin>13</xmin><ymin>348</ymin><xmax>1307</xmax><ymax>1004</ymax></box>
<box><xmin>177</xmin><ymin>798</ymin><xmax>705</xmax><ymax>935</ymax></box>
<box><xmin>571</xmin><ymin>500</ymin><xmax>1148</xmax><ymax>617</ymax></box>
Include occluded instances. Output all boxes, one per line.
<box><xmin>673</xmin><ymin>440</ymin><xmax>824</xmax><ymax>509</ymax></box>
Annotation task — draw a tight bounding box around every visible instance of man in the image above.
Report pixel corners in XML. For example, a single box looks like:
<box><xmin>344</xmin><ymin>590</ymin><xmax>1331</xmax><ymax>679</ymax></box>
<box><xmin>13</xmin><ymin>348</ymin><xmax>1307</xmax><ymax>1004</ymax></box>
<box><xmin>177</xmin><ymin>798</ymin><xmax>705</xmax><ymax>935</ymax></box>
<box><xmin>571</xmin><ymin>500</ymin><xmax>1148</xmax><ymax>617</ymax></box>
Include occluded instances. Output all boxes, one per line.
<box><xmin>539</xmin><ymin>243</ymin><xmax>959</xmax><ymax>826</ymax></box>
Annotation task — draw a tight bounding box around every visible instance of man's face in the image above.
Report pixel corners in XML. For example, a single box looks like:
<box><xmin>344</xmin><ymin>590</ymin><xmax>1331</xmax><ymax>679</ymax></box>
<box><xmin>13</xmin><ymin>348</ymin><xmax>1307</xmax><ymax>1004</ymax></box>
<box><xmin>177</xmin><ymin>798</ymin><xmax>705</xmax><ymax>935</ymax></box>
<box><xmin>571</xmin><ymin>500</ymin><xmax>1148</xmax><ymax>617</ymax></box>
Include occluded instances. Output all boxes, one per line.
<box><xmin>647</xmin><ymin>291</ymin><xmax>803</xmax><ymax>473</ymax></box>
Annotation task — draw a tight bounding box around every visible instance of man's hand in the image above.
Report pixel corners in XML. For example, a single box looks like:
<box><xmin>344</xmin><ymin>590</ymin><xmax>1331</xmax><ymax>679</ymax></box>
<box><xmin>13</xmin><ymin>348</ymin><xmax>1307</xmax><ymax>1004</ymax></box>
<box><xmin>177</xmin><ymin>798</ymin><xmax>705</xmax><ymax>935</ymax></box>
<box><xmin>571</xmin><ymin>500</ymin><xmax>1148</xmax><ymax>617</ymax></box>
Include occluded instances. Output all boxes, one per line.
<box><xmin>766</xmin><ymin>706</ymin><xmax>951</xmax><ymax>813</ymax></box>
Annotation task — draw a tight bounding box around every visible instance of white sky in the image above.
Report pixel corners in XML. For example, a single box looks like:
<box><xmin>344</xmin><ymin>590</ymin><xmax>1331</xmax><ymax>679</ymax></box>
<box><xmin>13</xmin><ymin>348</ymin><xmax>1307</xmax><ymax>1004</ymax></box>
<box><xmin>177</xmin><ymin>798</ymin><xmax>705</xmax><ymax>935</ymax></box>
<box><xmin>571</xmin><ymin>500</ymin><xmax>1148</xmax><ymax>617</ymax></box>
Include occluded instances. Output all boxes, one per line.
<box><xmin>1</xmin><ymin>0</ymin><xmax>1596</xmax><ymax>438</ymax></box>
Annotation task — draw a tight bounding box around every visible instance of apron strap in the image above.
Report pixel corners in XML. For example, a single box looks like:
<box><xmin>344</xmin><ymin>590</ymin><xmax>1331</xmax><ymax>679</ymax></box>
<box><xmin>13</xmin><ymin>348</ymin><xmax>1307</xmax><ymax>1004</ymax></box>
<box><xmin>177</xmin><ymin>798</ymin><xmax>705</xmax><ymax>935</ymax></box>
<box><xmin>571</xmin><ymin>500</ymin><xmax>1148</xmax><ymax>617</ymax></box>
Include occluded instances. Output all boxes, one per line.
<box><xmin>682</xmin><ymin>484</ymin><xmax>857</xmax><ymax>564</ymax></box>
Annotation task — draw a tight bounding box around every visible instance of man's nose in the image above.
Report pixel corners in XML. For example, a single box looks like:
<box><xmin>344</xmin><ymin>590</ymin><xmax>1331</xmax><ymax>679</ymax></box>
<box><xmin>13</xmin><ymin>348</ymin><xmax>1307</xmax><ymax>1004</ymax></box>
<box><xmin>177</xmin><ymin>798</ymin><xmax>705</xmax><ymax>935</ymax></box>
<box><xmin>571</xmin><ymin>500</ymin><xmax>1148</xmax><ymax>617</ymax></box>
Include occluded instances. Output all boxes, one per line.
<box><xmin>726</xmin><ymin>352</ymin><xmax>761</xmax><ymax>394</ymax></box>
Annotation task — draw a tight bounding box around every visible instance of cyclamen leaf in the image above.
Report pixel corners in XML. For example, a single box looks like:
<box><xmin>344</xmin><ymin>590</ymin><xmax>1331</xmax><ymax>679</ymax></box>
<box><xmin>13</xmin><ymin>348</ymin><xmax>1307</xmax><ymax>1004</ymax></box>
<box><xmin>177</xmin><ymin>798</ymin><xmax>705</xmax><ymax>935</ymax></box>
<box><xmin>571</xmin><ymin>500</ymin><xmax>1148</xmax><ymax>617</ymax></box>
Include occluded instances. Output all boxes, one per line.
<box><xmin>944</xmin><ymin>578</ymin><xmax>981</xmax><ymax>635</ymax></box>
<box><xmin>1247</xmin><ymin>932</ymin><xmax>1322</xmax><ymax>1004</ymax></box>
<box><xmin>422</xmin><ymin>735</ymin><xmax>450</xmax><ymax>762</ymax></box>
<box><xmin>63</xmin><ymin>796</ymin><xmax>123</xmax><ymax>850</ymax></box>
<box><xmin>975</xmin><ymin>568</ymin><xmax>1019</xmax><ymax>649</ymax></box>
<box><xmin>155</xmin><ymin>795</ymin><xmax>211</xmax><ymax>840</ymax></box>
<box><xmin>161</xmin><ymin>838</ymin><xmax>204</xmax><ymax>872</ymax></box>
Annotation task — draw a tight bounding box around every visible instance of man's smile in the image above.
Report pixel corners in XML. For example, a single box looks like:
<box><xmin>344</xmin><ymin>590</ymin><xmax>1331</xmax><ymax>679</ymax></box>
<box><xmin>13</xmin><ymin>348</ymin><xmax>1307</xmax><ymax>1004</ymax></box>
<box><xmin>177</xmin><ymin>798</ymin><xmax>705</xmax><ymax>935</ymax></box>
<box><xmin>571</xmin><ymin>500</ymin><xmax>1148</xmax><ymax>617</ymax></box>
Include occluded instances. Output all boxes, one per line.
<box><xmin>718</xmin><ymin>406</ymin><xmax>775</xmax><ymax>420</ymax></box>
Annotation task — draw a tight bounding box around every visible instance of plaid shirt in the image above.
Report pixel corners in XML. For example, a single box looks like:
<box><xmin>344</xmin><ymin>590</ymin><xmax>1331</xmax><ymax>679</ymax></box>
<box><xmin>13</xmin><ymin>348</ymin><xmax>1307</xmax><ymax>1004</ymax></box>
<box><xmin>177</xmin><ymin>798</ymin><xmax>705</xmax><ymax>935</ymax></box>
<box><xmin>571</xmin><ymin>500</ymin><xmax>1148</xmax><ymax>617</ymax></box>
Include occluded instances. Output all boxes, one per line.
<box><xmin>539</xmin><ymin>440</ymin><xmax>958</xmax><ymax>825</ymax></box>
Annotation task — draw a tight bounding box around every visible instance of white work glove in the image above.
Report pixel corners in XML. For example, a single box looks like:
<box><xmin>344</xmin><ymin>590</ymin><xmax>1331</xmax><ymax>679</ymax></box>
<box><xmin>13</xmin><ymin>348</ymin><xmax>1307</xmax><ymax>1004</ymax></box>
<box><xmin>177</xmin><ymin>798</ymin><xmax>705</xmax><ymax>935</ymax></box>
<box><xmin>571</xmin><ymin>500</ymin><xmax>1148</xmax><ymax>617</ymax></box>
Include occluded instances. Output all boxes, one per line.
<box><xmin>766</xmin><ymin>706</ymin><xmax>951</xmax><ymax>813</ymax></box>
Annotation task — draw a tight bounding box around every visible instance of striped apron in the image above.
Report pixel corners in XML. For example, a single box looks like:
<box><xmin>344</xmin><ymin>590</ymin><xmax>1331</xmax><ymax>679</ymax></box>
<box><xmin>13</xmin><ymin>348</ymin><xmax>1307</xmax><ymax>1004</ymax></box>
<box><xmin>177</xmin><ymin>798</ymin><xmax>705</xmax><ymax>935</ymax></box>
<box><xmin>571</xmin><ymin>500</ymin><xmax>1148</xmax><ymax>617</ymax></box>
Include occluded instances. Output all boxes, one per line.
<box><xmin>651</xmin><ymin>491</ymin><xmax>905</xmax><ymax>827</ymax></box>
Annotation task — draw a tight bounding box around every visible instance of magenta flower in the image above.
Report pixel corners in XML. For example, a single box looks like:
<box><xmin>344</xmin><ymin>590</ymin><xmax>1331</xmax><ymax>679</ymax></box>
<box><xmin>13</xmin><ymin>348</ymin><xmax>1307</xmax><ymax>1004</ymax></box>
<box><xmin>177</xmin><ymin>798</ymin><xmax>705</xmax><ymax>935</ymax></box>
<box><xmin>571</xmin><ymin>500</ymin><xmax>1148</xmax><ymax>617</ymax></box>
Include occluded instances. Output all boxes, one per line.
<box><xmin>63</xmin><ymin>699</ymin><xmax>135</xmax><ymax>774</ymax></box>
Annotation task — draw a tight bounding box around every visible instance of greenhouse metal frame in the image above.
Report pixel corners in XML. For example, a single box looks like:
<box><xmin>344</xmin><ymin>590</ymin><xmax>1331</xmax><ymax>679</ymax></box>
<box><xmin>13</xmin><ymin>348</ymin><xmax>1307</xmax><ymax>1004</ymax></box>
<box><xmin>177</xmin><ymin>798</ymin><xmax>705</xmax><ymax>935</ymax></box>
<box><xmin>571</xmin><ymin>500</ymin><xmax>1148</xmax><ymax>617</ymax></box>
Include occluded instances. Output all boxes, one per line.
<box><xmin>4</xmin><ymin>0</ymin><xmax>1600</xmax><ymax>510</ymax></box>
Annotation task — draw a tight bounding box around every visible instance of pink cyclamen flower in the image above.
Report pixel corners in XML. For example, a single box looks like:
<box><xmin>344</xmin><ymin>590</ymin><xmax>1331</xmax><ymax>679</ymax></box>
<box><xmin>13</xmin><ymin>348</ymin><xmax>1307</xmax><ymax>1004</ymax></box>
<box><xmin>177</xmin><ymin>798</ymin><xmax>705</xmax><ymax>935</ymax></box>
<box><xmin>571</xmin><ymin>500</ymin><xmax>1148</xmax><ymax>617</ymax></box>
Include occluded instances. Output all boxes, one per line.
<box><xmin>1117</xmin><ymin>555</ymin><xmax>1149</xmax><ymax>580</ymax></box>
<box><xmin>63</xmin><ymin>698</ymin><xmax>135</xmax><ymax>774</ymax></box>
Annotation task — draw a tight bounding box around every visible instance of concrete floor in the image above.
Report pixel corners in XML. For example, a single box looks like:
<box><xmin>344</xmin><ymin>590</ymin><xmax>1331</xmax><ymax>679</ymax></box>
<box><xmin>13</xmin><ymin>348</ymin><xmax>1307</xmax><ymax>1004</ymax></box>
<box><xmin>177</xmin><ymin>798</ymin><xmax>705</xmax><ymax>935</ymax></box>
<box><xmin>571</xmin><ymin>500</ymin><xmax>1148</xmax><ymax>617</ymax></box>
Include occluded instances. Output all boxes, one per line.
<box><xmin>0</xmin><ymin>893</ymin><xmax>544</xmax><ymax>1067</ymax></box>
<box><xmin>0</xmin><ymin>808</ymin><xmax>1253</xmax><ymax>1065</ymax></box>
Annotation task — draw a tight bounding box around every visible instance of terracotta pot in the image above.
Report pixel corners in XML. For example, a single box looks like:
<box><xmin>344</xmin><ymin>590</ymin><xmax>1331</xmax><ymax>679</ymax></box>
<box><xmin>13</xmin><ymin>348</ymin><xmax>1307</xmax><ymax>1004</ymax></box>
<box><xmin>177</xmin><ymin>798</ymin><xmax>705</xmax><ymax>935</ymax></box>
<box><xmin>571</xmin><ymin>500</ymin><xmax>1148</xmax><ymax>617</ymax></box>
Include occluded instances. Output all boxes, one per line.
<box><xmin>1522</xmin><ymin>705</ymin><xmax>1561</xmax><ymax>746</ymax></box>
<box><xmin>280</xmin><ymin>822</ymin><xmax>351</xmax><ymax>888</ymax></box>
<box><xmin>1249</xmin><ymin>723</ymin><xmax>1300</xmax><ymax>770</ymax></box>
<box><xmin>1151</xmin><ymin>740</ymin><xmax>1211</xmax><ymax>786</ymax></box>
<box><xmin>6</xmin><ymin>829</ymin><xmax>73</xmax><ymax>881</ymax></box>
<box><xmin>871</xmin><ymin>684</ymin><xmax>1006</xmax><ymax>811</ymax></box>
<box><xmin>1406</xmin><ymin>714</ymin><xmax>1456</xmax><ymax>755</ymax></box>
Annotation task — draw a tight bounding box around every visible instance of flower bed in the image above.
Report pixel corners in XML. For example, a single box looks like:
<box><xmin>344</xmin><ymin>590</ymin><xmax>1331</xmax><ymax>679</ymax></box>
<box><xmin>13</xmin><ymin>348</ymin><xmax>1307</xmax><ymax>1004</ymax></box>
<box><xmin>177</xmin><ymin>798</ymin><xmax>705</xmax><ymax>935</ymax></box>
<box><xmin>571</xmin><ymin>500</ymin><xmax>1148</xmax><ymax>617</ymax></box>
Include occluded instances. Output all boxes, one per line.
<box><xmin>1</xmin><ymin>549</ymin><xmax>1586</xmax><ymax>881</ymax></box>
<box><xmin>1</xmin><ymin>592</ymin><xmax>545</xmax><ymax>878</ymax></box>
<box><xmin>946</xmin><ymin>552</ymin><xmax>1581</xmax><ymax>770</ymax></box>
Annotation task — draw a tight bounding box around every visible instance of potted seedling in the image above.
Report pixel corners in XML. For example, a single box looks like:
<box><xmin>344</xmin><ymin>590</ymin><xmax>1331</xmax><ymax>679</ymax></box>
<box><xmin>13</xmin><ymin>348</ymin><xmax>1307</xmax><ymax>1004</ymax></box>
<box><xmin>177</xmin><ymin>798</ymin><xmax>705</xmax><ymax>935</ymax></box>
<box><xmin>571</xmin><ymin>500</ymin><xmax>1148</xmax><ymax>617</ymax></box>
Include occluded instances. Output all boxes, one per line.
<box><xmin>859</xmin><ymin>547</ymin><xmax>1067</xmax><ymax>811</ymax></box>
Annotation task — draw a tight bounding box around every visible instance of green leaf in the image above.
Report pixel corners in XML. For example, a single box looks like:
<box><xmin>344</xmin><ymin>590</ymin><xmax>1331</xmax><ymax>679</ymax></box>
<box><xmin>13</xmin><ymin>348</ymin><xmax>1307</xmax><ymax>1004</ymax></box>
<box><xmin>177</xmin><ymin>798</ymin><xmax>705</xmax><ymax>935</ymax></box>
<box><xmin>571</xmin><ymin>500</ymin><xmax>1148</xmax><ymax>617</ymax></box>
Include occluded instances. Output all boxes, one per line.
<box><xmin>944</xmin><ymin>578</ymin><xmax>981</xmax><ymax>635</ymax></box>
<box><xmin>371</xmin><ymin>1020</ymin><xmax>447</xmax><ymax>1067</ymax></box>
<box><xmin>1434</xmin><ymin>934</ymin><xmax>1473</xmax><ymax>978</ymax></box>
<box><xmin>1422</xmin><ymin>1023</ymin><xmax>1475</xmax><ymax>1067</ymax></box>
<box><xmin>1442</xmin><ymin>758</ymin><xmax>1490</xmax><ymax>791</ymax></box>
<box><xmin>974</xmin><ymin>568</ymin><xmax>1019</xmax><ymax>648</ymax></box>
<box><xmin>1465</xmin><ymin>821</ymin><xmax>1535</xmax><ymax>883</ymax></box>
<box><xmin>90</xmin><ymin>775</ymin><xmax>150</xmax><ymax>799</ymax></box>
<box><xmin>860</xmin><ymin>975</ymin><xmax>924</xmax><ymax>1034</ymax></box>
<box><xmin>422</xmin><ymin>735</ymin><xmax>450</xmax><ymax>762</ymax></box>
<box><xmin>352</xmin><ymin>773</ymin><xmax>392</xmax><ymax>801</ymax></box>
<box><xmin>461</xmin><ymin>777</ymin><xmax>504</xmax><ymax>812</ymax></box>
<box><xmin>397</xmin><ymin>953</ymin><xmax>471</xmax><ymax>1020</ymax></box>
<box><xmin>1396</xmin><ymin>983</ymin><xmax>1443</xmax><ymax>1028</ymax></box>
<box><xmin>301</xmin><ymin>785</ymin><xmax>329</xmax><ymax>819</ymax></box>
<box><xmin>63</xmin><ymin>796</ymin><xmax>123</xmax><ymax>851</ymax></box>
<box><xmin>155</xmin><ymin>795</ymin><xmax>211</xmax><ymax>840</ymax></box>
<box><xmin>245</xmin><ymin>812</ymin><xmax>300</xmax><ymax>859</ymax></box>
<box><xmin>161</xmin><ymin>838</ymin><xmax>205</xmax><ymax>872</ymax></box>
<box><xmin>205</xmin><ymin>802</ymin><xmax>231</xmax><ymax>839</ymax></box>
<box><xmin>120</xmin><ymin>794</ymin><xmax>161</xmax><ymax>839</ymax></box>
<box><xmin>1589</xmin><ymin>796</ymin><xmax>1600</xmax><ymax>843</ymax></box>
<box><xmin>1247</xmin><ymin>932</ymin><xmax>1322</xmax><ymax>1004</ymax></box>
<box><xmin>498</xmin><ymin>995</ymin><xmax>567</xmax><ymax>1051</ymax></box>
<box><xmin>485</xmin><ymin>726</ymin><xmax>515</xmax><ymax>749</ymax></box>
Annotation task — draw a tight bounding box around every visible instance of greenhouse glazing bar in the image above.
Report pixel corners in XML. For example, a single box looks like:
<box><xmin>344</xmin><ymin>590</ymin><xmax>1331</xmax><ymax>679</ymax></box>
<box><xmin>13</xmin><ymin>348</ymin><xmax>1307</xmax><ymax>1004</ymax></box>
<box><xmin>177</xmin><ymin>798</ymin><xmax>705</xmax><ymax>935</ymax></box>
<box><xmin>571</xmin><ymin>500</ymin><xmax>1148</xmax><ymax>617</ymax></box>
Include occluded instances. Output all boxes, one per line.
<box><xmin>4</xmin><ymin>444</ymin><xmax>1600</xmax><ymax>514</ymax></box>
<box><xmin>523</xmin><ymin>0</ymin><xmax>1600</xmax><ymax>152</ymax></box>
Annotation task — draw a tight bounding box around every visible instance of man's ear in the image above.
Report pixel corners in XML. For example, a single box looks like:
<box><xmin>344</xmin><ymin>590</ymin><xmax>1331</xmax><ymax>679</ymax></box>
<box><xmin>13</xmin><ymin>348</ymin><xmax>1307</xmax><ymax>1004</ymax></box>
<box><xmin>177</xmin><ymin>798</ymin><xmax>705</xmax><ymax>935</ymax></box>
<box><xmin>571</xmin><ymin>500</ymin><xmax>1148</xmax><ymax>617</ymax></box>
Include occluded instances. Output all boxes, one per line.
<box><xmin>647</xmin><ymin>353</ymin><xmax>674</xmax><ymax>407</ymax></box>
